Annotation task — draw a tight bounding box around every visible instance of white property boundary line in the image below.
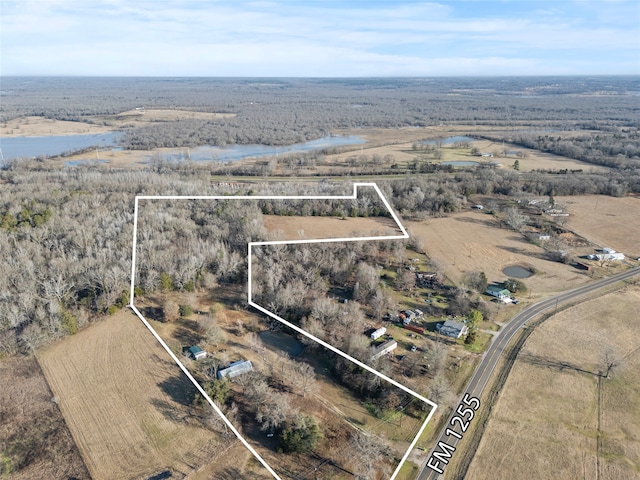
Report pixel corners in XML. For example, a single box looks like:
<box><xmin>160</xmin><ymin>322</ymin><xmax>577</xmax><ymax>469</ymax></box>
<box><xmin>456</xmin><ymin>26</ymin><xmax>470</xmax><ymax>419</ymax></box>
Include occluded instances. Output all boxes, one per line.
<box><xmin>128</xmin><ymin>183</ymin><xmax>438</xmax><ymax>480</ymax></box>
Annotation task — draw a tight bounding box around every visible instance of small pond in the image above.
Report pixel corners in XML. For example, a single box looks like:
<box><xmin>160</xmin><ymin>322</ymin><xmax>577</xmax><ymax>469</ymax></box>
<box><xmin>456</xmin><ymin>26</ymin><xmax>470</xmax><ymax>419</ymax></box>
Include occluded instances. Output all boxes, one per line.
<box><xmin>441</xmin><ymin>160</ymin><xmax>480</xmax><ymax>167</ymax></box>
<box><xmin>259</xmin><ymin>330</ymin><xmax>303</xmax><ymax>357</ymax></box>
<box><xmin>502</xmin><ymin>265</ymin><xmax>533</xmax><ymax>278</ymax></box>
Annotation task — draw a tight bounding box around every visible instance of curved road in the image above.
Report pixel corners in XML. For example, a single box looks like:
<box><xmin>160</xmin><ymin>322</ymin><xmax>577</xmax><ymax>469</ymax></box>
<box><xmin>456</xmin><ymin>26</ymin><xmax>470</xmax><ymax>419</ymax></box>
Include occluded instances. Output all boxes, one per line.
<box><xmin>418</xmin><ymin>266</ymin><xmax>640</xmax><ymax>480</ymax></box>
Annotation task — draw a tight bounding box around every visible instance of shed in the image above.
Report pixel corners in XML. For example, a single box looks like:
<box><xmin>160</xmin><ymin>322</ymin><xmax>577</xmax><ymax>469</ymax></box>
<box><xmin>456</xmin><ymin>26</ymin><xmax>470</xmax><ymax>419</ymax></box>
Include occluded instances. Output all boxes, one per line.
<box><xmin>371</xmin><ymin>327</ymin><xmax>387</xmax><ymax>340</ymax></box>
<box><xmin>437</xmin><ymin>320</ymin><xmax>469</xmax><ymax>339</ymax></box>
<box><xmin>188</xmin><ymin>346</ymin><xmax>207</xmax><ymax>361</ymax></box>
<box><xmin>217</xmin><ymin>360</ymin><xmax>254</xmax><ymax>379</ymax></box>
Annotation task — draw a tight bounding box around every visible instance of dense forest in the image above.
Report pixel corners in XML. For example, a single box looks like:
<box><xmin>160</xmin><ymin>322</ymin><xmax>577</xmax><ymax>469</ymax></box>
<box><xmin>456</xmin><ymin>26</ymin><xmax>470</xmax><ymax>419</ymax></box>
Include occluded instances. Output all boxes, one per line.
<box><xmin>1</xmin><ymin>76</ymin><xmax>640</xmax><ymax>357</ymax></box>
<box><xmin>2</xmin><ymin>77</ymin><xmax>639</xmax><ymax>150</ymax></box>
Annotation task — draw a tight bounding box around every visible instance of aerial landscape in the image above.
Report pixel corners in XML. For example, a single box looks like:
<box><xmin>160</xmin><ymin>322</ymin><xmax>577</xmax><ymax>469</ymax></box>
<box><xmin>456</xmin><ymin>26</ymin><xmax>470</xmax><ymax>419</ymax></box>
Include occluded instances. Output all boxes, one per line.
<box><xmin>1</xmin><ymin>1</ymin><xmax>639</xmax><ymax>480</ymax></box>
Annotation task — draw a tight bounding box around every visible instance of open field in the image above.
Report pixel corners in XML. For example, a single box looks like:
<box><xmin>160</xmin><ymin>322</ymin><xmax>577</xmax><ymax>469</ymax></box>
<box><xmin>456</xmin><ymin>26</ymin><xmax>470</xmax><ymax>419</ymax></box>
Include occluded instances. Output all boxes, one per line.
<box><xmin>465</xmin><ymin>285</ymin><xmax>640</xmax><ymax>480</ymax></box>
<box><xmin>0</xmin><ymin>116</ymin><xmax>113</xmax><ymax>137</ymax></box>
<box><xmin>104</xmin><ymin>108</ymin><xmax>236</xmax><ymax>124</ymax></box>
<box><xmin>557</xmin><ymin>195</ymin><xmax>640</xmax><ymax>258</ymax></box>
<box><xmin>38</xmin><ymin>310</ymin><xmax>223</xmax><ymax>480</ymax></box>
<box><xmin>0</xmin><ymin>356</ymin><xmax>90</xmax><ymax>480</ymax></box>
<box><xmin>409</xmin><ymin>211</ymin><xmax>591</xmax><ymax>296</ymax></box>
<box><xmin>264</xmin><ymin>214</ymin><xmax>402</xmax><ymax>240</ymax></box>
<box><xmin>54</xmin><ymin>124</ymin><xmax>602</xmax><ymax>173</ymax></box>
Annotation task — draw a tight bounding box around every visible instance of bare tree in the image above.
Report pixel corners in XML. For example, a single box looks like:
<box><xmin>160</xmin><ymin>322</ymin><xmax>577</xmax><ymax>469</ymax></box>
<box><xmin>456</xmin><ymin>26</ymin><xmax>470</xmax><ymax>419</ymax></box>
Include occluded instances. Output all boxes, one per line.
<box><xmin>349</xmin><ymin>431</ymin><xmax>390</xmax><ymax>480</ymax></box>
<box><xmin>427</xmin><ymin>374</ymin><xmax>456</xmax><ymax>408</ymax></box>
<box><xmin>424</xmin><ymin>339</ymin><xmax>448</xmax><ymax>374</ymax></box>
<box><xmin>291</xmin><ymin>361</ymin><xmax>317</xmax><ymax>397</ymax></box>
<box><xmin>163</xmin><ymin>299</ymin><xmax>179</xmax><ymax>322</ymax></box>
<box><xmin>601</xmin><ymin>349</ymin><xmax>620</xmax><ymax>379</ymax></box>
<box><xmin>504</xmin><ymin>207</ymin><xmax>529</xmax><ymax>232</ymax></box>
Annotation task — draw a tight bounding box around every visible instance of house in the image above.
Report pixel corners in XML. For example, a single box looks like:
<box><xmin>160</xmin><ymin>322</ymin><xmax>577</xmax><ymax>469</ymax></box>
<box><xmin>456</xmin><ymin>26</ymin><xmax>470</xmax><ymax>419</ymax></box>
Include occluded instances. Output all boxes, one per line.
<box><xmin>371</xmin><ymin>340</ymin><xmax>397</xmax><ymax>360</ymax></box>
<box><xmin>404</xmin><ymin>310</ymin><xmax>416</xmax><ymax>320</ymax></box>
<box><xmin>589</xmin><ymin>252</ymin><xmax>625</xmax><ymax>261</ymax></box>
<box><xmin>414</xmin><ymin>309</ymin><xmax>424</xmax><ymax>317</ymax></box>
<box><xmin>187</xmin><ymin>346</ymin><xmax>207</xmax><ymax>361</ymax></box>
<box><xmin>486</xmin><ymin>285</ymin><xmax>511</xmax><ymax>299</ymax></box>
<box><xmin>370</xmin><ymin>327</ymin><xmax>387</xmax><ymax>340</ymax></box>
<box><xmin>437</xmin><ymin>320</ymin><xmax>469</xmax><ymax>339</ymax></box>
<box><xmin>217</xmin><ymin>360</ymin><xmax>254</xmax><ymax>379</ymax></box>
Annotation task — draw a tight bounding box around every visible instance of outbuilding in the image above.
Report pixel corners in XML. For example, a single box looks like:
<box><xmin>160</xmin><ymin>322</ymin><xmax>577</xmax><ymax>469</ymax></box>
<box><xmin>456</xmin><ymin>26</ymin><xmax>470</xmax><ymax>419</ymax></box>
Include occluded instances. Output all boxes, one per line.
<box><xmin>371</xmin><ymin>327</ymin><xmax>387</xmax><ymax>340</ymax></box>
<box><xmin>188</xmin><ymin>346</ymin><xmax>207</xmax><ymax>361</ymax></box>
<box><xmin>217</xmin><ymin>360</ymin><xmax>254</xmax><ymax>379</ymax></box>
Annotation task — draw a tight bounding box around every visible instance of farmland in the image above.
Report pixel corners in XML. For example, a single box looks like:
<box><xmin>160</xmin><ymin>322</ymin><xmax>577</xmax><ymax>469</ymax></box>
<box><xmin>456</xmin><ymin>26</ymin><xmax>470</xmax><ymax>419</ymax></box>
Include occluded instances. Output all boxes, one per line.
<box><xmin>408</xmin><ymin>211</ymin><xmax>590</xmax><ymax>296</ymax></box>
<box><xmin>464</xmin><ymin>284</ymin><xmax>640</xmax><ymax>480</ymax></box>
<box><xmin>264</xmin><ymin>214</ymin><xmax>401</xmax><ymax>240</ymax></box>
<box><xmin>557</xmin><ymin>195</ymin><xmax>640</xmax><ymax>258</ymax></box>
<box><xmin>38</xmin><ymin>310</ymin><xmax>223</xmax><ymax>480</ymax></box>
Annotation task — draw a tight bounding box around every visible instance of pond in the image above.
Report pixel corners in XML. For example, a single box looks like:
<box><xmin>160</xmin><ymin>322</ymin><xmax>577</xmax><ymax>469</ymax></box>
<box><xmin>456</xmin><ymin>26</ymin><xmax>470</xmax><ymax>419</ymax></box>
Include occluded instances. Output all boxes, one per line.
<box><xmin>258</xmin><ymin>330</ymin><xmax>303</xmax><ymax>357</ymax></box>
<box><xmin>157</xmin><ymin>135</ymin><xmax>364</xmax><ymax>163</ymax></box>
<box><xmin>441</xmin><ymin>160</ymin><xmax>480</xmax><ymax>167</ymax></box>
<box><xmin>420</xmin><ymin>136</ymin><xmax>475</xmax><ymax>145</ymax></box>
<box><xmin>1</xmin><ymin>132</ymin><xmax>120</xmax><ymax>160</ymax></box>
<box><xmin>502</xmin><ymin>265</ymin><xmax>533</xmax><ymax>278</ymax></box>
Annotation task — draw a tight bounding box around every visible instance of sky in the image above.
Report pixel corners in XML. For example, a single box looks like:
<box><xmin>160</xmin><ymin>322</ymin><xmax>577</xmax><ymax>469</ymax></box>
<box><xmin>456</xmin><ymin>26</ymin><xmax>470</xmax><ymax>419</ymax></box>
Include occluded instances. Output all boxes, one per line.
<box><xmin>1</xmin><ymin>0</ymin><xmax>639</xmax><ymax>77</ymax></box>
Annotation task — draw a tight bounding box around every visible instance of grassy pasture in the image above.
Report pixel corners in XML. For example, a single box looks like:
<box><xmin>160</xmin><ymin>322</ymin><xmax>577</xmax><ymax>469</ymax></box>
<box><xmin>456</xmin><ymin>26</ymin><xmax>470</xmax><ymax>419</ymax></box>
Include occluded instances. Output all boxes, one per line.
<box><xmin>408</xmin><ymin>212</ymin><xmax>591</xmax><ymax>296</ymax></box>
<box><xmin>558</xmin><ymin>195</ymin><xmax>640</xmax><ymax>259</ymax></box>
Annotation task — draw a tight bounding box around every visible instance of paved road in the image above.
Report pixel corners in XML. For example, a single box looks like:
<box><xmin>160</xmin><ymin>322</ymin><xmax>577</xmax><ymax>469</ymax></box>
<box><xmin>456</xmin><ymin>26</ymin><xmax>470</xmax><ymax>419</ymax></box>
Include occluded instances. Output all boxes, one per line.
<box><xmin>418</xmin><ymin>266</ymin><xmax>640</xmax><ymax>480</ymax></box>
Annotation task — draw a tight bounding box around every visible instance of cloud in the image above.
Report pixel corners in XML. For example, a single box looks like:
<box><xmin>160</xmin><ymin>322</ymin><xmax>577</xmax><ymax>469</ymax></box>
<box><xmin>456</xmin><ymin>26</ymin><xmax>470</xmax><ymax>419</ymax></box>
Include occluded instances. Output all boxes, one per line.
<box><xmin>1</xmin><ymin>0</ymin><xmax>639</xmax><ymax>75</ymax></box>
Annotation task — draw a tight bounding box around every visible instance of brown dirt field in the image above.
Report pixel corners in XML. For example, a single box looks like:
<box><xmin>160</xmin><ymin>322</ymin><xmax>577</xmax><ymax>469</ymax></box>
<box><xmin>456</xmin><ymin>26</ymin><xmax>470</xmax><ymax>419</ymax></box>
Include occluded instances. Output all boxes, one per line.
<box><xmin>465</xmin><ymin>285</ymin><xmax>640</xmax><ymax>480</ymax></box>
<box><xmin>109</xmin><ymin>108</ymin><xmax>235</xmax><ymax>124</ymax></box>
<box><xmin>557</xmin><ymin>195</ymin><xmax>640</xmax><ymax>258</ymax></box>
<box><xmin>1</xmin><ymin>110</ymin><xmax>235</xmax><ymax>138</ymax></box>
<box><xmin>0</xmin><ymin>116</ymin><xmax>113</xmax><ymax>137</ymax></box>
<box><xmin>38</xmin><ymin>310</ymin><xmax>223</xmax><ymax>480</ymax></box>
<box><xmin>263</xmin><ymin>215</ymin><xmax>402</xmax><ymax>240</ymax></box>
<box><xmin>0</xmin><ymin>356</ymin><xmax>90</xmax><ymax>480</ymax></box>
<box><xmin>408</xmin><ymin>212</ymin><xmax>590</xmax><ymax>296</ymax></box>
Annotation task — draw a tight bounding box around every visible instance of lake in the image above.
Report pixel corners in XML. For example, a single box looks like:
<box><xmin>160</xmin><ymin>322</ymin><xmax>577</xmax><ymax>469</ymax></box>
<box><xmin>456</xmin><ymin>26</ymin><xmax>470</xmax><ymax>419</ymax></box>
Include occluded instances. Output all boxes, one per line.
<box><xmin>2</xmin><ymin>132</ymin><xmax>363</xmax><ymax>163</ymax></box>
<box><xmin>157</xmin><ymin>135</ymin><xmax>364</xmax><ymax>162</ymax></box>
<box><xmin>1</xmin><ymin>132</ymin><xmax>119</xmax><ymax>160</ymax></box>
